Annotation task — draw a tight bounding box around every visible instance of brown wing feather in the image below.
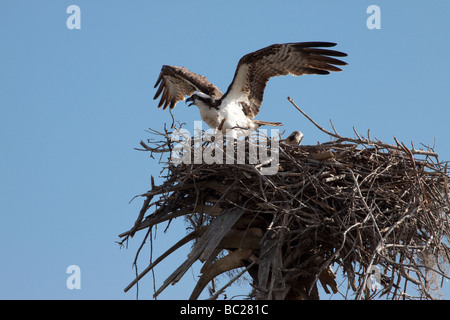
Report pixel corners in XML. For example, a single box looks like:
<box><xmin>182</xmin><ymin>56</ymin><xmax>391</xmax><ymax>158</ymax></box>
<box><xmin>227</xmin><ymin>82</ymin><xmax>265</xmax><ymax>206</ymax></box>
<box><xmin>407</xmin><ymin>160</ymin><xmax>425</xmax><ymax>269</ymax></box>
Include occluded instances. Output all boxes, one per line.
<box><xmin>223</xmin><ymin>42</ymin><xmax>347</xmax><ymax>119</ymax></box>
<box><xmin>153</xmin><ymin>65</ymin><xmax>222</xmax><ymax>110</ymax></box>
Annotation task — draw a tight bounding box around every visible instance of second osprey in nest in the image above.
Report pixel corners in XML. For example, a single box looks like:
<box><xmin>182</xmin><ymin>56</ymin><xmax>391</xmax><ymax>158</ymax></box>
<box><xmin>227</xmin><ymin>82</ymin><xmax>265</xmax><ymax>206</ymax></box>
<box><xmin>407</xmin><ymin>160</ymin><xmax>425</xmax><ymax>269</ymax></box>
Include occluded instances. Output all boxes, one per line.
<box><xmin>154</xmin><ymin>42</ymin><xmax>347</xmax><ymax>137</ymax></box>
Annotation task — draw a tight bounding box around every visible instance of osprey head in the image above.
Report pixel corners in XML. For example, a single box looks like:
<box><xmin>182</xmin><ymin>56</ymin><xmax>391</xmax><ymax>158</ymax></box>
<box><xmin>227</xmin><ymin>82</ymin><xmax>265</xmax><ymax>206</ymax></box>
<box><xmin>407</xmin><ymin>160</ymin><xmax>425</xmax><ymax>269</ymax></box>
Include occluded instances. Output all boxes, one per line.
<box><xmin>185</xmin><ymin>92</ymin><xmax>214</xmax><ymax>108</ymax></box>
<box><xmin>285</xmin><ymin>130</ymin><xmax>304</xmax><ymax>145</ymax></box>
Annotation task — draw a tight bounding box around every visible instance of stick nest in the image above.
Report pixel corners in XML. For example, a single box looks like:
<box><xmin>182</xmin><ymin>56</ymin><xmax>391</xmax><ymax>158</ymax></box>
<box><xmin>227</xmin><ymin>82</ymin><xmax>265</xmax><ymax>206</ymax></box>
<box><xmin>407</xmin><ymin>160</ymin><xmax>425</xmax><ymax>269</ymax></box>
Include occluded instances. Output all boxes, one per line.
<box><xmin>119</xmin><ymin>98</ymin><xmax>450</xmax><ymax>300</ymax></box>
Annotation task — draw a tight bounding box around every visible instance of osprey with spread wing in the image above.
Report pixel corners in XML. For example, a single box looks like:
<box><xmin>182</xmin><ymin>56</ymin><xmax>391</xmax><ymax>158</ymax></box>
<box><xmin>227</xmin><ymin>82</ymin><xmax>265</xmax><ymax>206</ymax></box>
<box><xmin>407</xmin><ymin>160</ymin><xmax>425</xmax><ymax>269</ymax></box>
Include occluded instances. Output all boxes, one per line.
<box><xmin>153</xmin><ymin>42</ymin><xmax>347</xmax><ymax>137</ymax></box>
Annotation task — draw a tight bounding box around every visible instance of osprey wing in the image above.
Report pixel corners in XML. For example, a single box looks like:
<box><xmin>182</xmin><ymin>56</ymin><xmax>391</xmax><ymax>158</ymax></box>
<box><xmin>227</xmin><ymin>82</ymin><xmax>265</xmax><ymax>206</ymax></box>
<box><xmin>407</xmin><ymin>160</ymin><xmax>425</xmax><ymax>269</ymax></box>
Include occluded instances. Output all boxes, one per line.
<box><xmin>223</xmin><ymin>42</ymin><xmax>347</xmax><ymax>119</ymax></box>
<box><xmin>153</xmin><ymin>65</ymin><xmax>222</xmax><ymax>110</ymax></box>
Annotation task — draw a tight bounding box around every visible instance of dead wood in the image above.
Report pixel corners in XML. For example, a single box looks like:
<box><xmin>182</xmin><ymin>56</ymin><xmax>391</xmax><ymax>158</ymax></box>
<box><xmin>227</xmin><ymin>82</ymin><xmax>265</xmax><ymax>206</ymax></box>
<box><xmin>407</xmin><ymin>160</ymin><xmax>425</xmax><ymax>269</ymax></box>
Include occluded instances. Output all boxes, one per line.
<box><xmin>119</xmin><ymin>97</ymin><xmax>450</xmax><ymax>300</ymax></box>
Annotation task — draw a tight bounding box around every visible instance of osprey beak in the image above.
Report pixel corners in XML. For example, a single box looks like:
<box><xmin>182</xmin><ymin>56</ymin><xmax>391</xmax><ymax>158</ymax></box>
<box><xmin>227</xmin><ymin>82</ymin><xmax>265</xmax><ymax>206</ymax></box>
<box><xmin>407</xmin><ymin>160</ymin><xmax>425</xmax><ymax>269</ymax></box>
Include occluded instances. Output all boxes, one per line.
<box><xmin>185</xmin><ymin>96</ymin><xmax>194</xmax><ymax>107</ymax></box>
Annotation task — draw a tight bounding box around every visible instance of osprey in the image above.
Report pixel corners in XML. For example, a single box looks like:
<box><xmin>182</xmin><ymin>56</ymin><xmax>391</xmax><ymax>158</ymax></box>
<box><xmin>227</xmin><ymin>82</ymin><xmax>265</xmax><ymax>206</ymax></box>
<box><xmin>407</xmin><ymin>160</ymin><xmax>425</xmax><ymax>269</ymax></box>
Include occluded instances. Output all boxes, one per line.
<box><xmin>283</xmin><ymin>131</ymin><xmax>304</xmax><ymax>145</ymax></box>
<box><xmin>153</xmin><ymin>42</ymin><xmax>347</xmax><ymax>137</ymax></box>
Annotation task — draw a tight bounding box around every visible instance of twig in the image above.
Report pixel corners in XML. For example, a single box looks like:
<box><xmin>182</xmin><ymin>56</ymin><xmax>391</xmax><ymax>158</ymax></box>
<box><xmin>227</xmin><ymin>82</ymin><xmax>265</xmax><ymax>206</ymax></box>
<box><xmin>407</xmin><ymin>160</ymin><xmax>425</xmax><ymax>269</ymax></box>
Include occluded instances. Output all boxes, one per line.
<box><xmin>287</xmin><ymin>97</ymin><xmax>340</xmax><ymax>139</ymax></box>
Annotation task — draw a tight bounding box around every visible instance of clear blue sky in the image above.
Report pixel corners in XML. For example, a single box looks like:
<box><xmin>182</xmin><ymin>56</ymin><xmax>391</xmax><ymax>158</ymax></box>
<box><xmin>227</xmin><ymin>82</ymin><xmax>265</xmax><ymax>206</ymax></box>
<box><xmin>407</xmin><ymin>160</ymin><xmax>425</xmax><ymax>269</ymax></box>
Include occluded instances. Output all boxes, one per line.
<box><xmin>1</xmin><ymin>1</ymin><xmax>449</xmax><ymax>299</ymax></box>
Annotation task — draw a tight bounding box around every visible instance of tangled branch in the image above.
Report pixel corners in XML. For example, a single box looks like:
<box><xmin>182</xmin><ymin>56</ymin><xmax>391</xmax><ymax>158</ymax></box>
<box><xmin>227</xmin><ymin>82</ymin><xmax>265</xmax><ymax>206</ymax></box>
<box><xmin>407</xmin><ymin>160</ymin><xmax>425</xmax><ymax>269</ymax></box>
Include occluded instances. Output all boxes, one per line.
<box><xmin>119</xmin><ymin>97</ymin><xmax>450</xmax><ymax>300</ymax></box>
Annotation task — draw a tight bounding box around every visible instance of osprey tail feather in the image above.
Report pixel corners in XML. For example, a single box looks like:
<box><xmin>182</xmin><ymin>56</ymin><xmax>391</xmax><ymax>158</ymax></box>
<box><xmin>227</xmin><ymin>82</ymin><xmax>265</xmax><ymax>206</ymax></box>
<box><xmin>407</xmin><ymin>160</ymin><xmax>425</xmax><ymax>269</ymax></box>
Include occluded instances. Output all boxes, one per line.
<box><xmin>252</xmin><ymin>120</ymin><xmax>283</xmax><ymax>128</ymax></box>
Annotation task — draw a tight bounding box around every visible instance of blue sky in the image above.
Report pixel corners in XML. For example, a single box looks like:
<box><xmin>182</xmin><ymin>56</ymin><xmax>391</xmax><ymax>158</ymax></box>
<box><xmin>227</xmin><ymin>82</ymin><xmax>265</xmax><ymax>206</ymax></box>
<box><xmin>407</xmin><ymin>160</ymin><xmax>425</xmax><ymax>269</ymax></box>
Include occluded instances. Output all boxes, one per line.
<box><xmin>1</xmin><ymin>1</ymin><xmax>449</xmax><ymax>299</ymax></box>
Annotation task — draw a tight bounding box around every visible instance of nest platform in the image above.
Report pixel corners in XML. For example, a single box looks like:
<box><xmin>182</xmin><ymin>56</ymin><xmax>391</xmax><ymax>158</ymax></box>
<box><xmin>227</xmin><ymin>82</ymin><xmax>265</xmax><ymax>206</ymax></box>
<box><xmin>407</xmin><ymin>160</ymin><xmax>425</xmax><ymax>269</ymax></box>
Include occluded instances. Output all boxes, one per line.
<box><xmin>119</xmin><ymin>98</ymin><xmax>450</xmax><ymax>300</ymax></box>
